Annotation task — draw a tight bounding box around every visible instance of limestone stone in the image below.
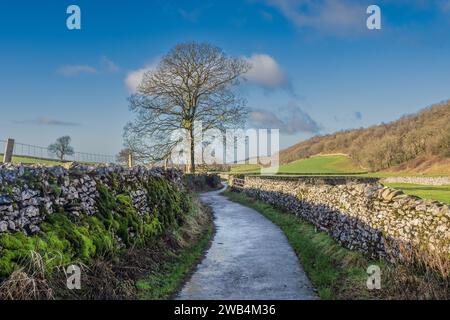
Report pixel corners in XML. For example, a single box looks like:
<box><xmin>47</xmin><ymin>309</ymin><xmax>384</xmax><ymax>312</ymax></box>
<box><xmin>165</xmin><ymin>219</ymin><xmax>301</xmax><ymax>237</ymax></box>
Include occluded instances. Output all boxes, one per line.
<box><xmin>230</xmin><ymin>175</ymin><xmax>450</xmax><ymax>263</ymax></box>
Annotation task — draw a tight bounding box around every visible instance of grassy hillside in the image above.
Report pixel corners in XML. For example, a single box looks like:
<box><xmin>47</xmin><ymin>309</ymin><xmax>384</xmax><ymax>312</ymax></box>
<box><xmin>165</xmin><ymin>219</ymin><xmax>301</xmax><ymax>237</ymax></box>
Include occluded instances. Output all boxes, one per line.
<box><xmin>230</xmin><ymin>155</ymin><xmax>363</xmax><ymax>174</ymax></box>
<box><xmin>279</xmin><ymin>101</ymin><xmax>450</xmax><ymax>173</ymax></box>
<box><xmin>279</xmin><ymin>155</ymin><xmax>363</xmax><ymax>174</ymax></box>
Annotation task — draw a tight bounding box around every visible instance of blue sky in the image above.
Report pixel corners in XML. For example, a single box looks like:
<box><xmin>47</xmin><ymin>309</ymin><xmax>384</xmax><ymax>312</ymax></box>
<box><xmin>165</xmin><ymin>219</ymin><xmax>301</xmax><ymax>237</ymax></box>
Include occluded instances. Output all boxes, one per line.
<box><xmin>1</xmin><ymin>0</ymin><xmax>450</xmax><ymax>156</ymax></box>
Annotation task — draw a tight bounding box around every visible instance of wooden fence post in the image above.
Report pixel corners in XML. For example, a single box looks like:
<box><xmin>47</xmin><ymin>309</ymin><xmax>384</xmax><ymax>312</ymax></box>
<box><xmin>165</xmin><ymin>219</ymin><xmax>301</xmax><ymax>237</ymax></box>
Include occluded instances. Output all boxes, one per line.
<box><xmin>128</xmin><ymin>153</ymin><xmax>133</xmax><ymax>168</ymax></box>
<box><xmin>3</xmin><ymin>138</ymin><xmax>15</xmax><ymax>163</ymax></box>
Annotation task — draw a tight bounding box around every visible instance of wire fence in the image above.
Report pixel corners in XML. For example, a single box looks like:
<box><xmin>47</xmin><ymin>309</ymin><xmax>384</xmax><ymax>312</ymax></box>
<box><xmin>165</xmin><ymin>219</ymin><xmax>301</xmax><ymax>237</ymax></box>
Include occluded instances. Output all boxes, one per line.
<box><xmin>0</xmin><ymin>139</ymin><xmax>116</xmax><ymax>164</ymax></box>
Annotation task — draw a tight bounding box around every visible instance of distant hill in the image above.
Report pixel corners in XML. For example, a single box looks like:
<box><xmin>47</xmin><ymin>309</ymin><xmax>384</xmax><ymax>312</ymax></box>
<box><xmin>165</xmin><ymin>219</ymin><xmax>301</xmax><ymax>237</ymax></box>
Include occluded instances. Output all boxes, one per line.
<box><xmin>279</xmin><ymin>101</ymin><xmax>450</xmax><ymax>173</ymax></box>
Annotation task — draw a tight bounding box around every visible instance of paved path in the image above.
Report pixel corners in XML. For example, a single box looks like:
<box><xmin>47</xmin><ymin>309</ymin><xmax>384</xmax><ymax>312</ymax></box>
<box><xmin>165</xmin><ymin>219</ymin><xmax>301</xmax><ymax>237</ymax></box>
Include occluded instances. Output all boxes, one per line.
<box><xmin>177</xmin><ymin>186</ymin><xmax>318</xmax><ymax>300</ymax></box>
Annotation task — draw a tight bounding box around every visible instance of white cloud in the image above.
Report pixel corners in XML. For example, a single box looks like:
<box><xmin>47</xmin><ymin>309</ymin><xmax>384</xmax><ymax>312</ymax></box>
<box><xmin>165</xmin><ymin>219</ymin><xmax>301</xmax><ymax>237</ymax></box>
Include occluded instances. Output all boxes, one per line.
<box><xmin>57</xmin><ymin>65</ymin><xmax>98</xmax><ymax>77</ymax></box>
<box><xmin>244</xmin><ymin>54</ymin><xmax>288</xmax><ymax>89</ymax></box>
<box><xmin>100</xmin><ymin>56</ymin><xmax>120</xmax><ymax>73</ymax></box>
<box><xmin>124</xmin><ymin>62</ymin><xmax>158</xmax><ymax>93</ymax></box>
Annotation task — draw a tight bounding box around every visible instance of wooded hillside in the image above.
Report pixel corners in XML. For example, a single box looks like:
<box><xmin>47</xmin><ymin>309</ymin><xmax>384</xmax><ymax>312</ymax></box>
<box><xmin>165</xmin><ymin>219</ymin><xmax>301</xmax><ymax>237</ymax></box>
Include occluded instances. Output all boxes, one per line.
<box><xmin>280</xmin><ymin>101</ymin><xmax>450</xmax><ymax>171</ymax></box>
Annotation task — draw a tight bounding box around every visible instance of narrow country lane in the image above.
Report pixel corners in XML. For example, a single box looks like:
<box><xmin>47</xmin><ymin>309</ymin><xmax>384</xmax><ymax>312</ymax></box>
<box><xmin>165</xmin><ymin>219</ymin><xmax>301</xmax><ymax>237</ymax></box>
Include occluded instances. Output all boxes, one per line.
<box><xmin>177</xmin><ymin>185</ymin><xmax>318</xmax><ymax>300</ymax></box>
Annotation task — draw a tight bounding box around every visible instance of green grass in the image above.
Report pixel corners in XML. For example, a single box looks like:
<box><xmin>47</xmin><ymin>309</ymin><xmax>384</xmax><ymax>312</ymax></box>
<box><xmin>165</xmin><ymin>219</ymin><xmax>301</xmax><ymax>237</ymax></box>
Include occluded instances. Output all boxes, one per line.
<box><xmin>230</xmin><ymin>155</ymin><xmax>449</xmax><ymax>177</ymax></box>
<box><xmin>383</xmin><ymin>183</ymin><xmax>450</xmax><ymax>204</ymax></box>
<box><xmin>230</xmin><ymin>155</ymin><xmax>365</xmax><ymax>175</ymax></box>
<box><xmin>0</xmin><ymin>154</ymin><xmax>100</xmax><ymax>166</ymax></box>
<box><xmin>136</xmin><ymin>224</ymin><xmax>213</xmax><ymax>300</ymax></box>
<box><xmin>230</xmin><ymin>163</ymin><xmax>262</xmax><ymax>173</ymax></box>
<box><xmin>278</xmin><ymin>155</ymin><xmax>364</xmax><ymax>174</ymax></box>
<box><xmin>222</xmin><ymin>190</ymin><xmax>383</xmax><ymax>300</ymax></box>
<box><xmin>0</xmin><ymin>153</ymin><xmax>64</xmax><ymax>166</ymax></box>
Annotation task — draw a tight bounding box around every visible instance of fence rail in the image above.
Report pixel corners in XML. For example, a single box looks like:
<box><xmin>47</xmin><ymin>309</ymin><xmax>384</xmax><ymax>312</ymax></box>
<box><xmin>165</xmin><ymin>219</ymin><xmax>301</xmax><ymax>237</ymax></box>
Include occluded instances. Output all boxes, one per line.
<box><xmin>0</xmin><ymin>139</ymin><xmax>116</xmax><ymax>164</ymax></box>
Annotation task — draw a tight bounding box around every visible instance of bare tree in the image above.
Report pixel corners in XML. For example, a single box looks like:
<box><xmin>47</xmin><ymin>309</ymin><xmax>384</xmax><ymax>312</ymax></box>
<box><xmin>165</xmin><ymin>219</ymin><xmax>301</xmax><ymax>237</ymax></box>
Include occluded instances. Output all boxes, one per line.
<box><xmin>116</xmin><ymin>148</ymin><xmax>132</xmax><ymax>166</ymax></box>
<box><xmin>48</xmin><ymin>136</ymin><xmax>74</xmax><ymax>161</ymax></box>
<box><xmin>124</xmin><ymin>42</ymin><xmax>250</xmax><ymax>173</ymax></box>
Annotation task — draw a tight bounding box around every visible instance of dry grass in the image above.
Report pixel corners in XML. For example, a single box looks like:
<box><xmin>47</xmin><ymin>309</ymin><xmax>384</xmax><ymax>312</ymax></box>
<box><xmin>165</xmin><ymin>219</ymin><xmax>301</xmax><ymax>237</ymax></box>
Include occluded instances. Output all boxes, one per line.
<box><xmin>383</xmin><ymin>156</ymin><xmax>450</xmax><ymax>175</ymax></box>
<box><xmin>0</xmin><ymin>251</ymin><xmax>54</xmax><ymax>300</ymax></box>
<box><xmin>381</xmin><ymin>264</ymin><xmax>449</xmax><ymax>300</ymax></box>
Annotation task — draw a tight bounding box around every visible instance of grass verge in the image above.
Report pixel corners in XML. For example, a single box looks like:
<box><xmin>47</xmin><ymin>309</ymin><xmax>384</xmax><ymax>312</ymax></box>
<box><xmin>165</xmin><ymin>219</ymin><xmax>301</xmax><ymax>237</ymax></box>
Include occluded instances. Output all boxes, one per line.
<box><xmin>136</xmin><ymin>218</ymin><xmax>214</xmax><ymax>300</ymax></box>
<box><xmin>222</xmin><ymin>190</ymin><xmax>449</xmax><ymax>300</ymax></box>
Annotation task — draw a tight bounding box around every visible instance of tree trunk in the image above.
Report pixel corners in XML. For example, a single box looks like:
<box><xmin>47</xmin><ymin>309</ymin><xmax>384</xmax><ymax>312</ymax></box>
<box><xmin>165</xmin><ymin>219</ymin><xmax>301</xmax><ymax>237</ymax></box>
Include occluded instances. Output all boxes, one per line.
<box><xmin>189</xmin><ymin>128</ymin><xmax>195</xmax><ymax>174</ymax></box>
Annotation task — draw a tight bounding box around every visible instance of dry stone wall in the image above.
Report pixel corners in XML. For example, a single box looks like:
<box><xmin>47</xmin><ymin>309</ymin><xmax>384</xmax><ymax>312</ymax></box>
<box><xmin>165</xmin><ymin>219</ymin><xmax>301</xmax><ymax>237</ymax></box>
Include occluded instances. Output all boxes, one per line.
<box><xmin>0</xmin><ymin>163</ymin><xmax>184</xmax><ymax>235</ymax></box>
<box><xmin>230</xmin><ymin>176</ymin><xmax>450</xmax><ymax>263</ymax></box>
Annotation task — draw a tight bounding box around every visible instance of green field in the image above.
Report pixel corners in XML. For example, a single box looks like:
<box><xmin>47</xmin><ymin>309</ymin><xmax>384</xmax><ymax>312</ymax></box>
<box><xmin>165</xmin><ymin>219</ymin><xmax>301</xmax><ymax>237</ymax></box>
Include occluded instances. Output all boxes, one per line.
<box><xmin>230</xmin><ymin>163</ymin><xmax>262</xmax><ymax>173</ymax></box>
<box><xmin>231</xmin><ymin>155</ymin><xmax>364</xmax><ymax>174</ymax></box>
<box><xmin>278</xmin><ymin>155</ymin><xmax>364</xmax><ymax>174</ymax></box>
<box><xmin>383</xmin><ymin>183</ymin><xmax>450</xmax><ymax>204</ymax></box>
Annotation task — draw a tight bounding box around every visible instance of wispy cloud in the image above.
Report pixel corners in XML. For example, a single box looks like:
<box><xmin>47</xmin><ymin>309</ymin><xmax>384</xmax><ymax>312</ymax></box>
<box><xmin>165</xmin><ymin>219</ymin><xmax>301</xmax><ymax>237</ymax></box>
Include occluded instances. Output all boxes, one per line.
<box><xmin>57</xmin><ymin>56</ymin><xmax>119</xmax><ymax>77</ymax></box>
<box><xmin>177</xmin><ymin>2</ymin><xmax>216</xmax><ymax>23</ymax></box>
<box><xmin>178</xmin><ymin>8</ymin><xmax>201</xmax><ymax>22</ymax></box>
<box><xmin>100</xmin><ymin>56</ymin><xmax>120</xmax><ymax>73</ymax></box>
<box><xmin>260</xmin><ymin>10</ymin><xmax>274</xmax><ymax>22</ymax></box>
<box><xmin>244</xmin><ymin>54</ymin><xmax>289</xmax><ymax>89</ymax></box>
<box><xmin>264</xmin><ymin>0</ymin><xmax>368</xmax><ymax>35</ymax></box>
<box><xmin>57</xmin><ymin>65</ymin><xmax>98</xmax><ymax>77</ymax></box>
<box><xmin>354</xmin><ymin>111</ymin><xmax>363</xmax><ymax>120</ymax></box>
<box><xmin>439</xmin><ymin>0</ymin><xmax>450</xmax><ymax>11</ymax></box>
<box><xmin>16</xmin><ymin>118</ymin><xmax>81</xmax><ymax>127</ymax></box>
<box><xmin>250</xmin><ymin>104</ymin><xmax>320</xmax><ymax>134</ymax></box>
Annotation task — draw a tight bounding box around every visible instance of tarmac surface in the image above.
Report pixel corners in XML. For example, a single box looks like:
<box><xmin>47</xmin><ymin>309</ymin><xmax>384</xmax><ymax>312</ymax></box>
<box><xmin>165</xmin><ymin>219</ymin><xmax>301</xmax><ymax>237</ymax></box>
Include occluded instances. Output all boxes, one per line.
<box><xmin>177</xmin><ymin>185</ymin><xmax>318</xmax><ymax>300</ymax></box>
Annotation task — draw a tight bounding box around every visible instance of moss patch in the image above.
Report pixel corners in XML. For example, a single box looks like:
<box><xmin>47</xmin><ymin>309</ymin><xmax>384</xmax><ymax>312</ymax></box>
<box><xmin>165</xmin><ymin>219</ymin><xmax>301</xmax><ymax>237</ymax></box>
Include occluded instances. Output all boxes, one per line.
<box><xmin>0</xmin><ymin>177</ymin><xmax>192</xmax><ymax>280</ymax></box>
